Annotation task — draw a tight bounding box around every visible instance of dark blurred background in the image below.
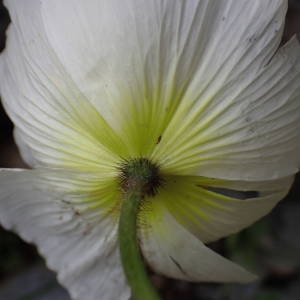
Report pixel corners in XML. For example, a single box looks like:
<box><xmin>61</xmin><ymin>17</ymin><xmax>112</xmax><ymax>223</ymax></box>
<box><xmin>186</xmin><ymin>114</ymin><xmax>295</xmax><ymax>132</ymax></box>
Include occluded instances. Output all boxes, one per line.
<box><xmin>1</xmin><ymin>1</ymin><xmax>300</xmax><ymax>299</ymax></box>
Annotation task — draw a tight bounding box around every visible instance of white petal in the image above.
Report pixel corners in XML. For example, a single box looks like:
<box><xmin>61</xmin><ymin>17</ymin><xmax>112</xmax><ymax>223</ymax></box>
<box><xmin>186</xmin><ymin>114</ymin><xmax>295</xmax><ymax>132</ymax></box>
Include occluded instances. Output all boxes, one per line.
<box><xmin>1</xmin><ymin>0</ymin><xmax>128</xmax><ymax>169</ymax></box>
<box><xmin>3</xmin><ymin>0</ymin><xmax>288</xmax><ymax>161</ymax></box>
<box><xmin>139</xmin><ymin>202</ymin><xmax>256</xmax><ymax>283</ymax></box>
<box><xmin>159</xmin><ymin>175</ymin><xmax>293</xmax><ymax>243</ymax></box>
<box><xmin>156</xmin><ymin>37</ymin><xmax>300</xmax><ymax>181</ymax></box>
<box><xmin>0</xmin><ymin>169</ymin><xmax>130</xmax><ymax>300</ymax></box>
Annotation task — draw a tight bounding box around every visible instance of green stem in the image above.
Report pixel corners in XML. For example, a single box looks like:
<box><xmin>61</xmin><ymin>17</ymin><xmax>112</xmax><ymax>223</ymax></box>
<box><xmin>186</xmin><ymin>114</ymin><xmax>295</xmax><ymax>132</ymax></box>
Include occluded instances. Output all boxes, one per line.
<box><xmin>118</xmin><ymin>190</ymin><xmax>161</xmax><ymax>300</ymax></box>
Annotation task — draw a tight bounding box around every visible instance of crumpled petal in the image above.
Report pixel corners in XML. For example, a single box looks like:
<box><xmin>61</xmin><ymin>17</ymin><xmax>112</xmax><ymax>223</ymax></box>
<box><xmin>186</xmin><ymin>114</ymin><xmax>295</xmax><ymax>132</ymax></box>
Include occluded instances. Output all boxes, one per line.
<box><xmin>40</xmin><ymin>0</ymin><xmax>300</xmax><ymax>180</ymax></box>
<box><xmin>0</xmin><ymin>169</ymin><xmax>130</xmax><ymax>300</ymax></box>
<box><xmin>1</xmin><ymin>0</ymin><xmax>298</xmax><ymax>294</ymax></box>
<box><xmin>139</xmin><ymin>201</ymin><xmax>256</xmax><ymax>283</ymax></box>
<box><xmin>2</xmin><ymin>0</ymin><xmax>293</xmax><ymax>172</ymax></box>
<box><xmin>0</xmin><ymin>0</ymin><xmax>129</xmax><ymax>169</ymax></box>
<box><xmin>157</xmin><ymin>37</ymin><xmax>300</xmax><ymax>181</ymax></box>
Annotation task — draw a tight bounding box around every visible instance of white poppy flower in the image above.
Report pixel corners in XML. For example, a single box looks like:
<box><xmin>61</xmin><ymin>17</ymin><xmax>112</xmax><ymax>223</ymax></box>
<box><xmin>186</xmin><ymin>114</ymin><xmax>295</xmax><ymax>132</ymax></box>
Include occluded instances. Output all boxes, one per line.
<box><xmin>1</xmin><ymin>0</ymin><xmax>300</xmax><ymax>300</ymax></box>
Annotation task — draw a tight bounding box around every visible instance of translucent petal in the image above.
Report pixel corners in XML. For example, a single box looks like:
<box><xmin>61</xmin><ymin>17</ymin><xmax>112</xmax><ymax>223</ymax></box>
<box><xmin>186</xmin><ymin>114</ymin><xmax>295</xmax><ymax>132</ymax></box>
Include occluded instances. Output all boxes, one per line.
<box><xmin>139</xmin><ymin>201</ymin><xmax>256</xmax><ymax>283</ymax></box>
<box><xmin>0</xmin><ymin>169</ymin><xmax>129</xmax><ymax>300</ymax></box>
<box><xmin>155</xmin><ymin>38</ymin><xmax>300</xmax><ymax>180</ymax></box>
<box><xmin>2</xmin><ymin>0</ymin><xmax>289</xmax><ymax>166</ymax></box>
<box><xmin>157</xmin><ymin>175</ymin><xmax>293</xmax><ymax>243</ymax></box>
<box><xmin>1</xmin><ymin>0</ymin><xmax>129</xmax><ymax>169</ymax></box>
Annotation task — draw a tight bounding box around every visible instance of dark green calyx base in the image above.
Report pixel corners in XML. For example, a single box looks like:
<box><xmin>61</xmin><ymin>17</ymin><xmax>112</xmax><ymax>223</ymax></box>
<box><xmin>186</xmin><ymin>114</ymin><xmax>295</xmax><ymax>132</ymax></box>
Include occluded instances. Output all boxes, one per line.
<box><xmin>120</xmin><ymin>158</ymin><xmax>162</xmax><ymax>197</ymax></box>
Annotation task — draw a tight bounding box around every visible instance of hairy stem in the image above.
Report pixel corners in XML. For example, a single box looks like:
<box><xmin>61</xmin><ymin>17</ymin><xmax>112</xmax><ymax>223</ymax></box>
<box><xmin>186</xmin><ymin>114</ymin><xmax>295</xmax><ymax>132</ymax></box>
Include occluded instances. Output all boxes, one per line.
<box><xmin>118</xmin><ymin>190</ymin><xmax>161</xmax><ymax>300</ymax></box>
